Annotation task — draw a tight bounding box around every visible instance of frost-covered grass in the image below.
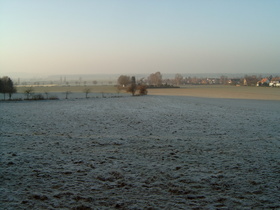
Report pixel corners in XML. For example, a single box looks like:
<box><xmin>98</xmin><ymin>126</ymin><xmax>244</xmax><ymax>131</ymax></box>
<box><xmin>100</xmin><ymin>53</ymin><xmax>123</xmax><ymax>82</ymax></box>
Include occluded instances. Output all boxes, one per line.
<box><xmin>1</xmin><ymin>96</ymin><xmax>280</xmax><ymax>209</ymax></box>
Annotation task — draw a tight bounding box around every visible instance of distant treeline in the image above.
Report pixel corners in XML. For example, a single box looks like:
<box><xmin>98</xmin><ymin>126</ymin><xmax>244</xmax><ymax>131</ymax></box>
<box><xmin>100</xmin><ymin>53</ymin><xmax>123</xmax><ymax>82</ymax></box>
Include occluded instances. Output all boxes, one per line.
<box><xmin>118</xmin><ymin>72</ymin><xmax>279</xmax><ymax>87</ymax></box>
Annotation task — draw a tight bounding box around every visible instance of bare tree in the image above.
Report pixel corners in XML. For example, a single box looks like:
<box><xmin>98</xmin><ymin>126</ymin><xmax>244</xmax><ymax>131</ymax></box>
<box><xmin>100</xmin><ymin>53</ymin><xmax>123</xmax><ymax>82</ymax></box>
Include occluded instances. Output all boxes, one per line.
<box><xmin>174</xmin><ymin>74</ymin><xmax>183</xmax><ymax>86</ymax></box>
<box><xmin>148</xmin><ymin>72</ymin><xmax>162</xmax><ymax>86</ymax></box>
<box><xmin>244</xmin><ymin>75</ymin><xmax>259</xmax><ymax>86</ymax></box>
<box><xmin>220</xmin><ymin>75</ymin><xmax>228</xmax><ymax>85</ymax></box>
<box><xmin>83</xmin><ymin>88</ymin><xmax>91</xmax><ymax>98</ymax></box>
<box><xmin>118</xmin><ymin>75</ymin><xmax>131</xmax><ymax>87</ymax></box>
<box><xmin>65</xmin><ymin>91</ymin><xmax>71</xmax><ymax>99</ymax></box>
<box><xmin>24</xmin><ymin>87</ymin><xmax>34</xmax><ymax>100</ymax></box>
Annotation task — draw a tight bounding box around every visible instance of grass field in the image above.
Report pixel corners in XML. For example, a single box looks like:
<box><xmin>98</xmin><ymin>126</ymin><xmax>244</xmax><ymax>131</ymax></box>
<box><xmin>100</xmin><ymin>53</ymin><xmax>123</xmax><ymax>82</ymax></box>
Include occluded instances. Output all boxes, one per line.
<box><xmin>12</xmin><ymin>84</ymin><xmax>280</xmax><ymax>101</ymax></box>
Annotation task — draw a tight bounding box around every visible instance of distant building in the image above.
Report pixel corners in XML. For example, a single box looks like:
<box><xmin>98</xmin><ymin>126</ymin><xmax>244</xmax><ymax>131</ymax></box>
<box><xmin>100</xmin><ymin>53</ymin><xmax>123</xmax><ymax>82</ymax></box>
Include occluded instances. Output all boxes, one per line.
<box><xmin>257</xmin><ymin>78</ymin><xmax>270</xmax><ymax>86</ymax></box>
<box><xmin>243</xmin><ymin>77</ymin><xmax>258</xmax><ymax>86</ymax></box>
<box><xmin>207</xmin><ymin>78</ymin><xmax>220</xmax><ymax>84</ymax></box>
<box><xmin>228</xmin><ymin>78</ymin><xmax>241</xmax><ymax>85</ymax></box>
<box><xmin>269</xmin><ymin>77</ymin><xmax>280</xmax><ymax>87</ymax></box>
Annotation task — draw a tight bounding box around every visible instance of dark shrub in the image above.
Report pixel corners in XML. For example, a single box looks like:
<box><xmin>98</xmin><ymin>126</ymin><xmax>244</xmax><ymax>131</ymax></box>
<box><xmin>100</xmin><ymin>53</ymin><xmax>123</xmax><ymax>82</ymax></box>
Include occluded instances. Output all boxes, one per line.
<box><xmin>138</xmin><ymin>85</ymin><xmax>148</xmax><ymax>95</ymax></box>
<box><xmin>32</xmin><ymin>94</ymin><xmax>45</xmax><ymax>100</ymax></box>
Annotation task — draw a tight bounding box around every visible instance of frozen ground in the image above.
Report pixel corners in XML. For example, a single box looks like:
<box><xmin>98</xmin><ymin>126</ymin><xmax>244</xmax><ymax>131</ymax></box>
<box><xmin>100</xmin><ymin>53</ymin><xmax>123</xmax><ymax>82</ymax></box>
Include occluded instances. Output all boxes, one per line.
<box><xmin>1</xmin><ymin>95</ymin><xmax>280</xmax><ymax>209</ymax></box>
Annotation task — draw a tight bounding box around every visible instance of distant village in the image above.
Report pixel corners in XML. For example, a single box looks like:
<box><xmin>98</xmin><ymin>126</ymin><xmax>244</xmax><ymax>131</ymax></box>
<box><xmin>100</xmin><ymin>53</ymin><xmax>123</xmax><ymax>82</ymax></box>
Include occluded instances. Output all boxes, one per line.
<box><xmin>134</xmin><ymin>73</ymin><xmax>280</xmax><ymax>88</ymax></box>
<box><xmin>4</xmin><ymin>73</ymin><xmax>280</xmax><ymax>88</ymax></box>
<box><xmin>143</xmin><ymin>74</ymin><xmax>280</xmax><ymax>87</ymax></box>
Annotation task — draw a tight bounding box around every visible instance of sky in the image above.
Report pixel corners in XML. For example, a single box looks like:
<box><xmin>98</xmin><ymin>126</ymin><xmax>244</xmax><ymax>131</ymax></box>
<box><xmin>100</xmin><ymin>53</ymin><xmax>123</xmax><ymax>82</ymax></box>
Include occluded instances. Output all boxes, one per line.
<box><xmin>0</xmin><ymin>0</ymin><xmax>280</xmax><ymax>77</ymax></box>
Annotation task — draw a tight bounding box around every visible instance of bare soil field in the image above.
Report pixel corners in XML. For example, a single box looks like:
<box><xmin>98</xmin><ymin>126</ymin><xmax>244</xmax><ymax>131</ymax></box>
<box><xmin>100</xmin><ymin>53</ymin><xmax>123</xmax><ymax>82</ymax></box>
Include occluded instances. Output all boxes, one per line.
<box><xmin>1</xmin><ymin>95</ymin><xmax>280</xmax><ymax>209</ymax></box>
<box><xmin>148</xmin><ymin>85</ymin><xmax>280</xmax><ymax>101</ymax></box>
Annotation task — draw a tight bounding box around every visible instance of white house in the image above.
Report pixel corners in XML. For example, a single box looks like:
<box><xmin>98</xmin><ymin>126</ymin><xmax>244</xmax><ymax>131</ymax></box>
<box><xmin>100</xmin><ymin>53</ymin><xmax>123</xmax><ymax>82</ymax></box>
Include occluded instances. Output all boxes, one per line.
<box><xmin>269</xmin><ymin>77</ymin><xmax>280</xmax><ymax>87</ymax></box>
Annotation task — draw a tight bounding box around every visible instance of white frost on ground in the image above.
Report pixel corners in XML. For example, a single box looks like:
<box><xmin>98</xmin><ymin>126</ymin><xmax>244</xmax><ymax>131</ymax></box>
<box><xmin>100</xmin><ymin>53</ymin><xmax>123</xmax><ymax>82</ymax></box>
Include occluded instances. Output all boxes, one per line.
<box><xmin>1</xmin><ymin>95</ymin><xmax>280</xmax><ymax>209</ymax></box>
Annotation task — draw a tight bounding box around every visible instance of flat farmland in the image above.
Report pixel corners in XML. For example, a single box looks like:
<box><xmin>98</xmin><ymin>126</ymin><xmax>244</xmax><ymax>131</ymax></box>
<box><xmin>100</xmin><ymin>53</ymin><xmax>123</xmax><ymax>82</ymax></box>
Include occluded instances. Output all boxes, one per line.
<box><xmin>13</xmin><ymin>85</ymin><xmax>280</xmax><ymax>101</ymax></box>
<box><xmin>148</xmin><ymin>85</ymin><xmax>280</xmax><ymax>100</ymax></box>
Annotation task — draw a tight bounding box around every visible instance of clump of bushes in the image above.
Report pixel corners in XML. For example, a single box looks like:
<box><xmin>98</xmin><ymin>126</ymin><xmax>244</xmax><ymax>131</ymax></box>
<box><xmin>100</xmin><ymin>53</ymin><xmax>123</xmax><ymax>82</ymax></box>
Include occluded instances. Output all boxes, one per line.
<box><xmin>23</xmin><ymin>89</ymin><xmax>59</xmax><ymax>100</ymax></box>
<box><xmin>138</xmin><ymin>85</ymin><xmax>148</xmax><ymax>96</ymax></box>
<box><xmin>22</xmin><ymin>86</ymin><xmax>59</xmax><ymax>100</ymax></box>
<box><xmin>31</xmin><ymin>94</ymin><xmax>45</xmax><ymax>100</ymax></box>
<box><xmin>126</xmin><ymin>84</ymin><xmax>148</xmax><ymax>96</ymax></box>
<box><xmin>122</xmin><ymin>76</ymin><xmax>148</xmax><ymax>96</ymax></box>
<box><xmin>27</xmin><ymin>94</ymin><xmax>59</xmax><ymax>100</ymax></box>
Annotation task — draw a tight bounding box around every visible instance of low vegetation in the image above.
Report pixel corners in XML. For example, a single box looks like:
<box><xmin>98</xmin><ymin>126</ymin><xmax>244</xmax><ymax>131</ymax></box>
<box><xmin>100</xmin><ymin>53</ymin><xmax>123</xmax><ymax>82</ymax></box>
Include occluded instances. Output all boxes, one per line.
<box><xmin>83</xmin><ymin>88</ymin><xmax>92</xmax><ymax>99</ymax></box>
<box><xmin>117</xmin><ymin>76</ymin><xmax>148</xmax><ymax>96</ymax></box>
<box><xmin>24</xmin><ymin>87</ymin><xmax>34</xmax><ymax>100</ymax></box>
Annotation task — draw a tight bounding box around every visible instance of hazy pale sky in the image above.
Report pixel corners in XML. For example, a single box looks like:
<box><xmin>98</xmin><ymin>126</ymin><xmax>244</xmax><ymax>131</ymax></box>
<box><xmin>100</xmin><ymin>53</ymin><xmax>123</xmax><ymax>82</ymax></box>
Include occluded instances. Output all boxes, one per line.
<box><xmin>1</xmin><ymin>0</ymin><xmax>280</xmax><ymax>76</ymax></box>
